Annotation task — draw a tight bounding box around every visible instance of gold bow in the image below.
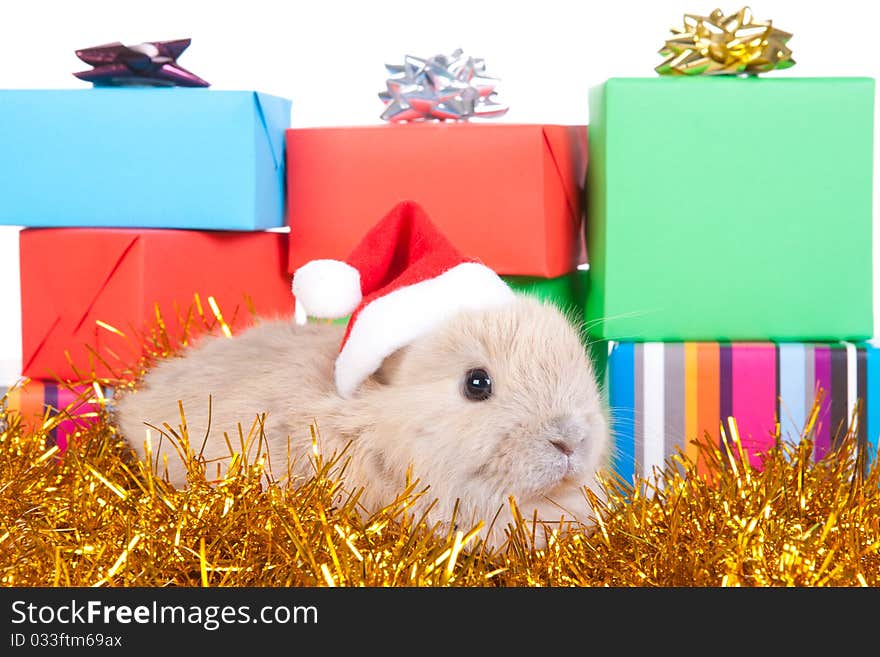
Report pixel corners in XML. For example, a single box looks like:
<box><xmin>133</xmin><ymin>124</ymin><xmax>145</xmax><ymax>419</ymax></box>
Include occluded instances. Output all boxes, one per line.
<box><xmin>657</xmin><ymin>6</ymin><xmax>795</xmax><ymax>75</ymax></box>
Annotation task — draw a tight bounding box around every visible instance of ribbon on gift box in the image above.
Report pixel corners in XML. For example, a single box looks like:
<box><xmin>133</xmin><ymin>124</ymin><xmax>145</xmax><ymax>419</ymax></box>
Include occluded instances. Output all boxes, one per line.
<box><xmin>73</xmin><ymin>38</ymin><xmax>210</xmax><ymax>87</ymax></box>
<box><xmin>656</xmin><ymin>6</ymin><xmax>795</xmax><ymax>75</ymax></box>
<box><xmin>379</xmin><ymin>48</ymin><xmax>509</xmax><ymax>122</ymax></box>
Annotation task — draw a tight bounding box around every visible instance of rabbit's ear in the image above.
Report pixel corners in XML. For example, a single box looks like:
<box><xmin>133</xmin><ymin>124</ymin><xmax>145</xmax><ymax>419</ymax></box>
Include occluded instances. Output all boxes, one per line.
<box><xmin>369</xmin><ymin>346</ymin><xmax>410</xmax><ymax>386</ymax></box>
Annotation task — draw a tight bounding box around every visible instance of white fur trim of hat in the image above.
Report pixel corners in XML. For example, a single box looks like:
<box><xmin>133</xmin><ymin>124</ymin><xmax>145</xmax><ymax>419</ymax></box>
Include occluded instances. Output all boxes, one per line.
<box><xmin>334</xmin><ymin>261</ymin><xmax>514</xmax><ymax>398</ymax></box>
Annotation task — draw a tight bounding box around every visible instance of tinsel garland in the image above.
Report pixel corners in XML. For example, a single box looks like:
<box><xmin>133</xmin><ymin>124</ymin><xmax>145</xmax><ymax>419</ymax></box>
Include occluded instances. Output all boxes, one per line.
<box><xmin>1</xmin><ymin>299</ymin><xmax>879</xmax><ymax>586</ymax></box>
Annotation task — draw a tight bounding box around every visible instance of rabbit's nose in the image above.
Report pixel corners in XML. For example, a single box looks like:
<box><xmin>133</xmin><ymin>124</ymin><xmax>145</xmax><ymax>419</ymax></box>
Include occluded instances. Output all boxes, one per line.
<box><xmin>549</xmin><ymin>439</ymin><xmax>574</xmax><ymax>456</ymax></box>
<box><xmin>548</xmin><ymin>415</ymin><xmax>585</xmax><ymax>455</ymax></box>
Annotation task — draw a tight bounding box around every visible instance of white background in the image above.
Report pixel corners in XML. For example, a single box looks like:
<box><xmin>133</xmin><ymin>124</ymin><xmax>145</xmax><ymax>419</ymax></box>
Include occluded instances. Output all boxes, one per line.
<box><xmin>1</xmin><ymin>0</ymin><xmax>878</xmax><ymax>384</ymax></box>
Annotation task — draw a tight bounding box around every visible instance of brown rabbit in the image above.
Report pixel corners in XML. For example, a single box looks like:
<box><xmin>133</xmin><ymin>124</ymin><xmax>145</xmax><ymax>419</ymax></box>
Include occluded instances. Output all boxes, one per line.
<box><xmin>113</xmin><ymin>294</ymin><xmax>610</xmax><ymax>549</ymax></box>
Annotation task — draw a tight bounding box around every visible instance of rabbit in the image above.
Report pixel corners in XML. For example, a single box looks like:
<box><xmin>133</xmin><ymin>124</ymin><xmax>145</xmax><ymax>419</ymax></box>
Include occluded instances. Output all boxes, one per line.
<box><xmin>113</xmin><ymin>293</ymin><xmax>611</xmax><ymax>550</ymax></box>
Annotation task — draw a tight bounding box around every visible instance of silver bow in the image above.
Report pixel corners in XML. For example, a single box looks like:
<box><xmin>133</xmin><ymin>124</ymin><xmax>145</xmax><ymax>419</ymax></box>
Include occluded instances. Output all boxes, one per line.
<box><xmin>379</xmin><ymin>49</ymin><xmax>509</xmax><ymax>122</ymax></box>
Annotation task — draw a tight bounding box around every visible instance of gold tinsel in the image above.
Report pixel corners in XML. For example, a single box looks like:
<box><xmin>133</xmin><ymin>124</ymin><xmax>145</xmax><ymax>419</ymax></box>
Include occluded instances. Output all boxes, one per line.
<box><xmin>656</xmin><ymin>6</ymin><xmax>795</xmax><ymax>75</ymax></box>
<box><xmin>1</xmin><ymin>297</ymin><xmax>879</xmax><ymax>586</ymax></box>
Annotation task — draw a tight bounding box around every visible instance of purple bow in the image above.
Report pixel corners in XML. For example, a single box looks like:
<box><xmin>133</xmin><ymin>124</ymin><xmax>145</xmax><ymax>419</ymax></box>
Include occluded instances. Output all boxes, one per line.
<box><xmin>73</xmin><ymin>38</ymin><xmax>209</xmax><ymax>87</ymax></box>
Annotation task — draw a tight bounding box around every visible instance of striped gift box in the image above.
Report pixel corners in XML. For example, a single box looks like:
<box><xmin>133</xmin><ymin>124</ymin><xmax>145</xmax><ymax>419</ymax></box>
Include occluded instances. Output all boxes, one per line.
<box><xmin>606</xmin><ymin>342</ymin><xmax>880</xmax><ymax>484</ymax></box>
<box><xmin>0</xmin><ymin>380</ymin><xmax>112</xmax><ymax>452</ymax></box>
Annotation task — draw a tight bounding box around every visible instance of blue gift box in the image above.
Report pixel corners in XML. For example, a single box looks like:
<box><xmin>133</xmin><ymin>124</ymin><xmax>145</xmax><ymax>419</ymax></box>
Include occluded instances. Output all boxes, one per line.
<box><xmin>0</xmin><ymin>89</ymin><xmax>291</xmax><ymax>230</ymax></box>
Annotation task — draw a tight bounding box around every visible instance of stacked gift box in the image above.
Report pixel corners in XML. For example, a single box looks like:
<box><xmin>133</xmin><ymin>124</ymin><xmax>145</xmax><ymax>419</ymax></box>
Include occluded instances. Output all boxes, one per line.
<box><xmin>0</xmin><ymin>40</ymin><xmax>296</xmax><ymax>449</ymax></box>
<box><xmin>286</xmin><ymin>51</ymin><xmax>592</xmax><ymax>327</ymax></box>
<box><xmin>0</xmin><ymin>44</ymin><xmax>596</xmax><ymax>452</ymax></box>
<box><xmin>286</xmin><ymin>122</ymin><xmax>591</xmax><ymax>321</ymax></box>
<box><xmin>1</xmin><ymin>28</ymin><xmax>877</xmax><ymax>487</ymax></box>
<box><xmin>585</xmin><ymin>72</ymin><xmax>877</xmax><ymax>481</ymax></box>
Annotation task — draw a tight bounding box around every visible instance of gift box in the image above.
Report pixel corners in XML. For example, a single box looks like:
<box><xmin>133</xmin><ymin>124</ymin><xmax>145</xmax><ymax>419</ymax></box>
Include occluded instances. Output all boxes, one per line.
<box><xmin>20</xmin><ymin>228</ymin><xmax>295</xmax><ymax>381</ymax></box>
<box><xmin>0</xmin><ymin>89</ymin><xmax>291</xmax><ymax>230</ymax></box>
<box><xmin>585</xmin><ymin>77</ymin><xmax>875</xmax><ymax>341</ymax></box>
<box><xmin>503</xmin><ymin>270</ymin><xmax>588</xmax><ymax>319</ymax></box>
<box><xmin>286</xmin><ymin>123</ymin><xmax>588</xmax><ymax>277</ymax></box>
<box><xmin>602</xmin><ymin>341</ymin><xmax>880</xmax><ymax>483</ymax></box>
<box><xmin>0</xmin><ymin>380</ymin><xmax>112</xmax><ymax>452</ymax></box>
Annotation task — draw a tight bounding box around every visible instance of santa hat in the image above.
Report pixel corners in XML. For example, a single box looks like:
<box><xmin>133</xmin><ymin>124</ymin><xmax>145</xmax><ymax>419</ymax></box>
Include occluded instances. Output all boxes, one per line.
<box><xmin>292</xmin><ymin>200</ymin><xmax>515</xmax><ymax>398</ymax></box>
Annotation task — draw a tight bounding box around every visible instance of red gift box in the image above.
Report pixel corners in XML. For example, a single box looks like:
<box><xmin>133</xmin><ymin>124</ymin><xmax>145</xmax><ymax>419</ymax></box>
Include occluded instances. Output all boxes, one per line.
<box><xmin>286</xmin><ymin>123</ymin><xmax>588</xmax><ymax>277</ymax></box>
<box><xmin>20</xmin><ymin>228</ymin><xmax>295</xmax><ymax>381</ymax></box>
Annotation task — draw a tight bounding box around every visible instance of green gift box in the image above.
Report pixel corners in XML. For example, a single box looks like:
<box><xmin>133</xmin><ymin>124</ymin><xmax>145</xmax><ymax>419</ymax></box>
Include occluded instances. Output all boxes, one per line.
<box><xmin>502</xmin><ymin>270</ymin><xmax>587</xmax><ymax>319</ymax></box>
<box><xmin>504</xmin><ymin>271</ymin><xmax>600</xmax><ymax>371</ymax></box>
<box><xmin>586</xmin><ymin>77</ymin><xmax>875</xmax><ymax>341</ymax></box>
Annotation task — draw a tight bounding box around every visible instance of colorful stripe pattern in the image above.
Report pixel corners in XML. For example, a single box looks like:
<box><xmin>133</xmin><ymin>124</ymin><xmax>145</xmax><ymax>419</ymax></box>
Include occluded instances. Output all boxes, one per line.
<box><xmin>606</xmin><ymin>342</ymin><xmax>878</xmax><ymax>483</ymax></box>
<box><xmin>1</xmin><ymin>381</ymin><xmax>112</xmax><ymax>452</ymax></box>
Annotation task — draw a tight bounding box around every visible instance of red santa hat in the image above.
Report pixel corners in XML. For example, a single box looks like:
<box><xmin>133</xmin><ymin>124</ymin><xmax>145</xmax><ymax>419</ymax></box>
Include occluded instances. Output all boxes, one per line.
<box><xmin>291</xmin><ymin>200</ymin><xmax>515</xmax><ymax>398</ymax></box>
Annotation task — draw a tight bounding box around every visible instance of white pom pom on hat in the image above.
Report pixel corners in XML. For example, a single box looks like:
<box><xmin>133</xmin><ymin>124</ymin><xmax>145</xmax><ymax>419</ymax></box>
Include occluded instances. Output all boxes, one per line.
<box><xmin>291</xmin><ymin>259</ymin><xmax>362</xmax><ymax>325</ymax></box>
<box><xmin>291</xmin><ymin>200</ymin><xmax>515</xmax><ymax>398</ymax></box>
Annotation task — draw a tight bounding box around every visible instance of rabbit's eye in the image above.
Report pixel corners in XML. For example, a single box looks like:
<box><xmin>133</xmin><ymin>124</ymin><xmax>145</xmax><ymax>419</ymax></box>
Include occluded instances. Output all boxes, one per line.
<box><xmin>463</xmin><ymin>368</ymin><xmax>493</xmax><ymax>401</ymax></box>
